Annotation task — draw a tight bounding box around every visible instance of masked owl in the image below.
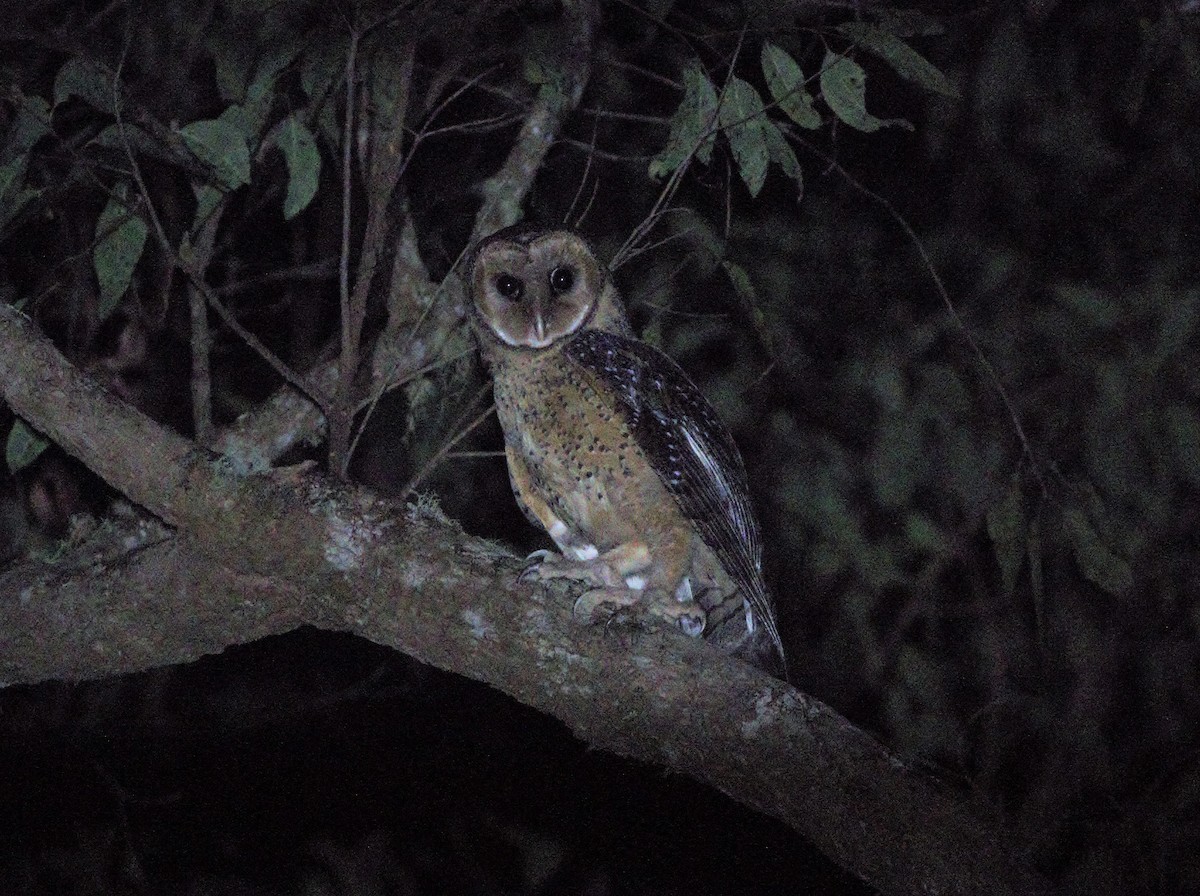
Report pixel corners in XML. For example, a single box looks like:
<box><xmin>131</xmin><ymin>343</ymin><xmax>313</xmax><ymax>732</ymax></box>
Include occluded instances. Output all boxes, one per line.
<box><xmin>469</xmin><ymin>225</ymin><xmax>785</xmax><ymax>674</ymax></box>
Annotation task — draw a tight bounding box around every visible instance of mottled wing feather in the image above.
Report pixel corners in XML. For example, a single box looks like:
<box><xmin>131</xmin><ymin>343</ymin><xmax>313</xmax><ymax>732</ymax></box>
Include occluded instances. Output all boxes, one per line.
<box><xmin>564</xmin><ymin>330</ymin><xmax>784</xmax><ymax>662</ymax></box>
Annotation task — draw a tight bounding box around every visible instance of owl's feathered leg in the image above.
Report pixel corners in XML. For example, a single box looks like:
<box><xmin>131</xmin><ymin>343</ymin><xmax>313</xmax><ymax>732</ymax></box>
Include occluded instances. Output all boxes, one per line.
<box><xmin>521</xmin><ymin>540</ymin><xmax>651</xmax><ymax>588</ymax></box>
<box><xmin>572</xmin><ymin>585</ymin><xmax>706</xmax><ymax>637</ymax></box>
<box><xmin>555</xmin><ymin>530</ymin><xmax>707</xmax><ymax>638</ymax></box>
<box><xmin>503</xmin><ymin>441</ymin><xmax>708</xmax><ymax>636</ymax></box>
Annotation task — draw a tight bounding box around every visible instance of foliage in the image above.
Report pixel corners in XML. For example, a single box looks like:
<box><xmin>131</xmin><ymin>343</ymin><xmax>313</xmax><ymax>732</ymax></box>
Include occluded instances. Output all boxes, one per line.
<box><xmin>1</xmin><ymin>0</ymin><xmax>1198</xmax><ymax>892</ymax></box>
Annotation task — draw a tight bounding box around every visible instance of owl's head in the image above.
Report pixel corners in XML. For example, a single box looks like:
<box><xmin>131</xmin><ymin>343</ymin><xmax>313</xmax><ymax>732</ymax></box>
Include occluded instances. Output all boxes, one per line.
<box><xmin>470</xmin><ymin>227</ymin><xmax>630</xmax><ymax>352</ymax></box>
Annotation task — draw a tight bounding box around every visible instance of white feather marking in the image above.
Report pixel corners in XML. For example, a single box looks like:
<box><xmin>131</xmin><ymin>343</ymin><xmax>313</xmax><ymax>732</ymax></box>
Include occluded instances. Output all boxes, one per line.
<box><xmin>625</xmin><ymin>575</ymin><xmax>647</xmax><ymax>591</ymax></box>
<box><xmin>572</xmin><ymin>543</ymin><xmax>599</xmax><ymax>561</ymax></box>
<box><xmin>674</xmin><ymin>576</ymin><xmax>694</xmax><ymax>603</ymax></box>
<box><xmin>681</xmin><ymin>425</ymin><xmax>734</xmax><ymax>508</ymax></box>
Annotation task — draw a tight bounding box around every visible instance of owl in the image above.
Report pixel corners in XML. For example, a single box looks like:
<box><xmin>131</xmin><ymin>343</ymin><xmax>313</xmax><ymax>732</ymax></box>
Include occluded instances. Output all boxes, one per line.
<box><xmin>469</xmin><ymin>225</ymin><xmax>785</xmax><ymax>674</ymax></box>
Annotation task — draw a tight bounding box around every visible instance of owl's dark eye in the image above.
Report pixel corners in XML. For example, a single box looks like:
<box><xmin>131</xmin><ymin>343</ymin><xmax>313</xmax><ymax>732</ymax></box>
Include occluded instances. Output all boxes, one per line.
<box><xmin>495</xmin><ymin>274</ymin><xmax>524</xmax><ymax>300</ymax></box>
<box><xmin>549</xmin><ymin>266</ymin><xmax>575</xmax><ymax>293</ymax></box>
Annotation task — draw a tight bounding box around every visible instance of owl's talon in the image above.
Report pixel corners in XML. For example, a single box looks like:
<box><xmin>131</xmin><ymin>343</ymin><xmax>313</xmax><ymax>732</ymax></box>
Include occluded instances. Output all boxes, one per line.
<box><xmin>572</xmin><ymin>585</ymin><xmax>707</xmax><ymax>638</ymax></box>
<box><xmin>524</xmin><ymin>548</ymin><xmax>631</xmax><ymax>589</ymax></box>
<box><xmin>519</xmin><ymin>549</ymin><xmax>556</xmax><ymax>582</ymax></box>
<box><xmin>573</xmin><ymin>586</ymin><xmax>641</xmax><ymax>623</ymax></box>
<box><xmin>678</xmin><ymin>611</ymin><xmax>706</xmax><ymax>638</ymax></box>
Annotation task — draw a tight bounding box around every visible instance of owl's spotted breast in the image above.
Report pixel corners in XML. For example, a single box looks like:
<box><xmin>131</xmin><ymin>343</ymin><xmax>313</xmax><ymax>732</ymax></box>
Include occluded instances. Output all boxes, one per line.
<box><xmin>491</xmin><ymin>344</ymin><xmax>673</xmax><ymax>551</ymax></box>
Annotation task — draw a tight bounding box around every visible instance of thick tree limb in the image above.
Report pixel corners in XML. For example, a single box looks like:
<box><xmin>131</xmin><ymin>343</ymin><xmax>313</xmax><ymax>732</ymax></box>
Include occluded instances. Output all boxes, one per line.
<box><xmin>0</xmin><ymin>303</ymin><xmax>1050</xmax><ymax>895</ymax></box>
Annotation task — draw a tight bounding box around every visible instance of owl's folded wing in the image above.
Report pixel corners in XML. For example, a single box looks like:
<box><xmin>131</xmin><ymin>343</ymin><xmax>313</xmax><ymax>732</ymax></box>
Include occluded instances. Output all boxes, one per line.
<box><xmin>564</xmin><ymin>329</ymin><xmax>784</xmax><ymax>665</ymax></box>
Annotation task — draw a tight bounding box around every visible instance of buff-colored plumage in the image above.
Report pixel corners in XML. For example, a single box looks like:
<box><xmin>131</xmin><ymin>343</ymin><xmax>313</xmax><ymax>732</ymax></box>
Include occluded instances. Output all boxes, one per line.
<box><xmin>470</xmin><ymin>226</ymin><xmax>784</xmax><ymax>672</ymax></box>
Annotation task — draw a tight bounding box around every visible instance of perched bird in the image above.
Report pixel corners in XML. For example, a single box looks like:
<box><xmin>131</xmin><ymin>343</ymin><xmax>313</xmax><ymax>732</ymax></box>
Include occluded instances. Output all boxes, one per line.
<box><xmin>469</xmin><ymin>225</ymin><xmax>785</xmax><ymax>673</ymax></box>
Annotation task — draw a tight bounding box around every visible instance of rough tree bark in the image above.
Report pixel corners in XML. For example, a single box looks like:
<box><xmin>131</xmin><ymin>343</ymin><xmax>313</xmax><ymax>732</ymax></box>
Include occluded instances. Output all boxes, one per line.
<box><xmin>0</xmin><ymin>303</ymin><xmax>1052</xmax><ymax>896</ymax></box>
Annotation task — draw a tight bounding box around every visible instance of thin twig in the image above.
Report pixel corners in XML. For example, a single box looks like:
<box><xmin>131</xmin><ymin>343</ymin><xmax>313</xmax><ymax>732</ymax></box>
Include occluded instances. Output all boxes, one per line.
<box><xmin>400</xmin><ymin>384</ymin><xmax>496</xmax><ymax>499</ymax></box>
<box><xmin>573</xmin><ymin>177</ymin><xmax>601</xmax><ymax>231</ymax></box>
<box><xmin>597</xmin><ymin>51</ymin><xmax>683</xmax><ymax>90</ymax></box>
<box><xmin>418</xmin><ymin>111</ymin><xmax>526</xmax><ymax>139</ymax></box>
<box><xmin>579</xmin><ymin>107</ymin><xmax>671</xmax><ymax>124</ymax></box>
<box><xmin>113</xmin><ymin>19</ymin><xmax>222</xmax><ymax>440</ymax></box>
<box><xmin>614</xmin><ymin>221</ymin><xmax>698</xmax><ymax>268</ymax></box>
<box><xmin>795</xmin><ymin>135</ymin><xmax>1042</xmax><ymax>487</ymax></box>
<box><xmin>215</xmin><ymin>259</ymin><xmax>339</xmax><ymax>296</ymax></box>
<box><xmin>559</xmin><ymin>139</ymin><xmax>656</xmax><ymax>164</ymax></box>
<box><xmin>354</xmin><ymin>346</ymin><xmax>476</xmax><ymax>415</ymax></box>
<box><xmin>332</xmin><ymin>27</ymin><xmax>362</xmax><ymax>478</ymax></box>
<box><xmin>612</xmin><ymin>24</ymin><xmax>748</xmax><ymax>270</ymax></box>
<box><xmin>565</xmin><ymin>119</ymin><xmax>600</xmax><ymax>226</ymax></box>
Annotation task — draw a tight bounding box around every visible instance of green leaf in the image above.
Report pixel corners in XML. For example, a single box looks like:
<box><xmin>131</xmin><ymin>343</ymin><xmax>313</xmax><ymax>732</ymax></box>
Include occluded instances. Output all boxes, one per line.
<box><xmin>0</xmin><ymin>155</ymin><xmax>28</xmax><ymax>201</ymax></box>
<box><xmin>1164</xmin><ymin>402</ymin><xmax>1200</xmax><ymax>486</ymax></box>
<box><xmin>241</xmin><ymin>42</ymin><xmax>303</xmax><ymax>138</ymax></box>
<box><xmin>301</xmin><ymin>39</ymin><xmax>345</xmax><ymax>102</ymax></box>
<box><xmin>364</xmin><ymin>51</ymin><xmax>414</xmax><ymax>185</ymax></box>
<box><xmin>761</xmin><ymin>42</ymin><xmax>821</xmax><ymax>129</ymax></box>
<box><xmin>213</xmin><ymin>35</ymin><xmax>256</xmax><ymax>103</ymax></box>
<box><xmin>722</xmin><ymin>259</ymin><xmax>779</xmax><ymax>353</ymax></box>
<box><xmin>6</xmin><ymin>419</ymin><xmax>50</xmax><ymax>474</ymax></box>
<box><xmin>763</xmin><ymin>120</ymin><xmax>802</xmax><ymax>193</ymax></box>
<box><xmin>820</xmin><ymin>52</ymin><xmax>911</xmax><ymax>133</ymax></box>
<box><xmin>916</xmin><ymin>363</ymin><xmax>969</xmax><ymax>419</ymax></box>
<box><xmin>1054</xmin><ymin>281</ymin><xmax>1120</xmax><ymax>328</ymax></box>
<box><xmin>718</xmin><ymin>77</ymin><xmax>770</xmax><ymax>196</ymax></box>
<box><xmin>179</xmin><ymin>115</ymin><xmax>251</xmax><ymax>188</ymax></box>
<box><xmin>904</xmin><ymin>513</ymin><xmax>944</xmax><ymax>553</ymax></box>
<box><xmin>869</xmin><ymin>418</ymin><xmax>918</xmax><ymax>508</ymax></box>
<box><xmin>94</xmin><ymin>185</ymin><xmax>149</xmax><ymax>321</ymax></box>
<box><xmin>1155</xmin><ymin>287</ymin><xmax>1199</xmax><ymax>361</ymax></box>
<box><xmin>367</xmin><ymin>51</ymin><xmax>409</xmax><ymax>120</ymax></box>
<box><xmin>838</xmin><ymin>22</ymin><xmax>959</xmax><ymax>99</ymax></box>
<box><xmin>1027</xmin><ymin>507</ymin><xmax>1044</xmax><ymax>629</ymax></box>
<box><xmin>986</xmin><ymin>473</ymin><xmax>1026</xmax><ymax>599</ymax></box>
<box><xmin>216</xmin><ymin>103</ymin><xmax>258</xmax><ymax>144</ymax></box>
<box><xmin>3</xmin><ymin>95</ymin><xmax>51</xmax><ymax>163</ymax></box>
<box><xmin>0</xmin><ymin>154</ymin><xmax>39</xmax><ymax>230</ymax></box>
<box><xmin>272</xmin><ymin>116</ymin><xmax>320</xmax><ymax>220</ymax></box>
<box><xmin>860</xmin><ymin>540</ymin><xmax>903</xmax><ymax>589</ymax></box>
<box><xmin>722</xmin><ymin>260</ymin><xmax>756</xmax><ymax>306</ymax></box>
<box><xmin>53</xmin><ymin>56</ymin><xmax>116</xmax><ymax>113</ymax></box>
<box><xmin>92</xmin><ymin>123</ymin><xmax>173</xmax><ymax>164</ymax></box>
<box><xmin>188</xmin><ymin>184</ymin><xmax>225</xmax><ymax>240</ymax></box>
<box><xmin>522</xmin><ymin>56</ymin><xmax>551</xmax><ymax>86</ymax></box>
<box><xmin>648</xmin><ymin>61</ymin><xmax>718</xmax><ymax>179</ymax></box>
<box><xmin>1063</xmin><ymin>507</ymin><xmax>1134</xmax><ymax>596</ymax></box>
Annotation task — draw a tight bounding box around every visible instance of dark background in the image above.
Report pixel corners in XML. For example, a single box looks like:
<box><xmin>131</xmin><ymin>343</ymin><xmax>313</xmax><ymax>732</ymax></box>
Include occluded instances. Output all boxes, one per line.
<box><xmin>2</xmin><ymin>1</ymin><xmax>1198</xmax><ymax>892</ymax></box>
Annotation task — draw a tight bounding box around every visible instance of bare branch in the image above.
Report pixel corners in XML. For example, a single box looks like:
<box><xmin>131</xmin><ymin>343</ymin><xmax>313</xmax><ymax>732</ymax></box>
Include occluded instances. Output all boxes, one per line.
<box><xmin>470</xmin><ymin>0</ymin><xmax>601</xmax><ymax>242</ymax></box>
<box><xmin>204</xmin><ymin>0</ymin><xmax>603</xmax><ymax>471</ymax></box>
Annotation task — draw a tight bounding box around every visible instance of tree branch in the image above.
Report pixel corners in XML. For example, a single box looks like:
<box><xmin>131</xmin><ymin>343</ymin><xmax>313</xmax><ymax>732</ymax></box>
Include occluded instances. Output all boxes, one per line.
<box><xmin>210</xmin><ymin>1</ymin><xmax>599</xmax><ymax>472</ymax></box>
<box><xmin>0</xmin><ymin>302</ymin><xmax>1050</xmax><ymax>896</ymax></box>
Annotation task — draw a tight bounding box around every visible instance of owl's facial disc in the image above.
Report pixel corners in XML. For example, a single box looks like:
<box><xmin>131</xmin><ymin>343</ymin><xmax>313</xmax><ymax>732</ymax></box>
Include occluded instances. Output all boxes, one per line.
<box><xmin>472</xmin><ymin>231</ymin><xmax>610</xmax><ymax>350</ymax></box>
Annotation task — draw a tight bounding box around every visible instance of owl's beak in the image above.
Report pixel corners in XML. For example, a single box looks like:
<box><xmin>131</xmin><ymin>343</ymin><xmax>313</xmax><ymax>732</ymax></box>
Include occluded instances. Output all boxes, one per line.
<box><xmin>533</xmin><ymin>313</ymin><xmax>547</xmax><ymax>345</ymax></box>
